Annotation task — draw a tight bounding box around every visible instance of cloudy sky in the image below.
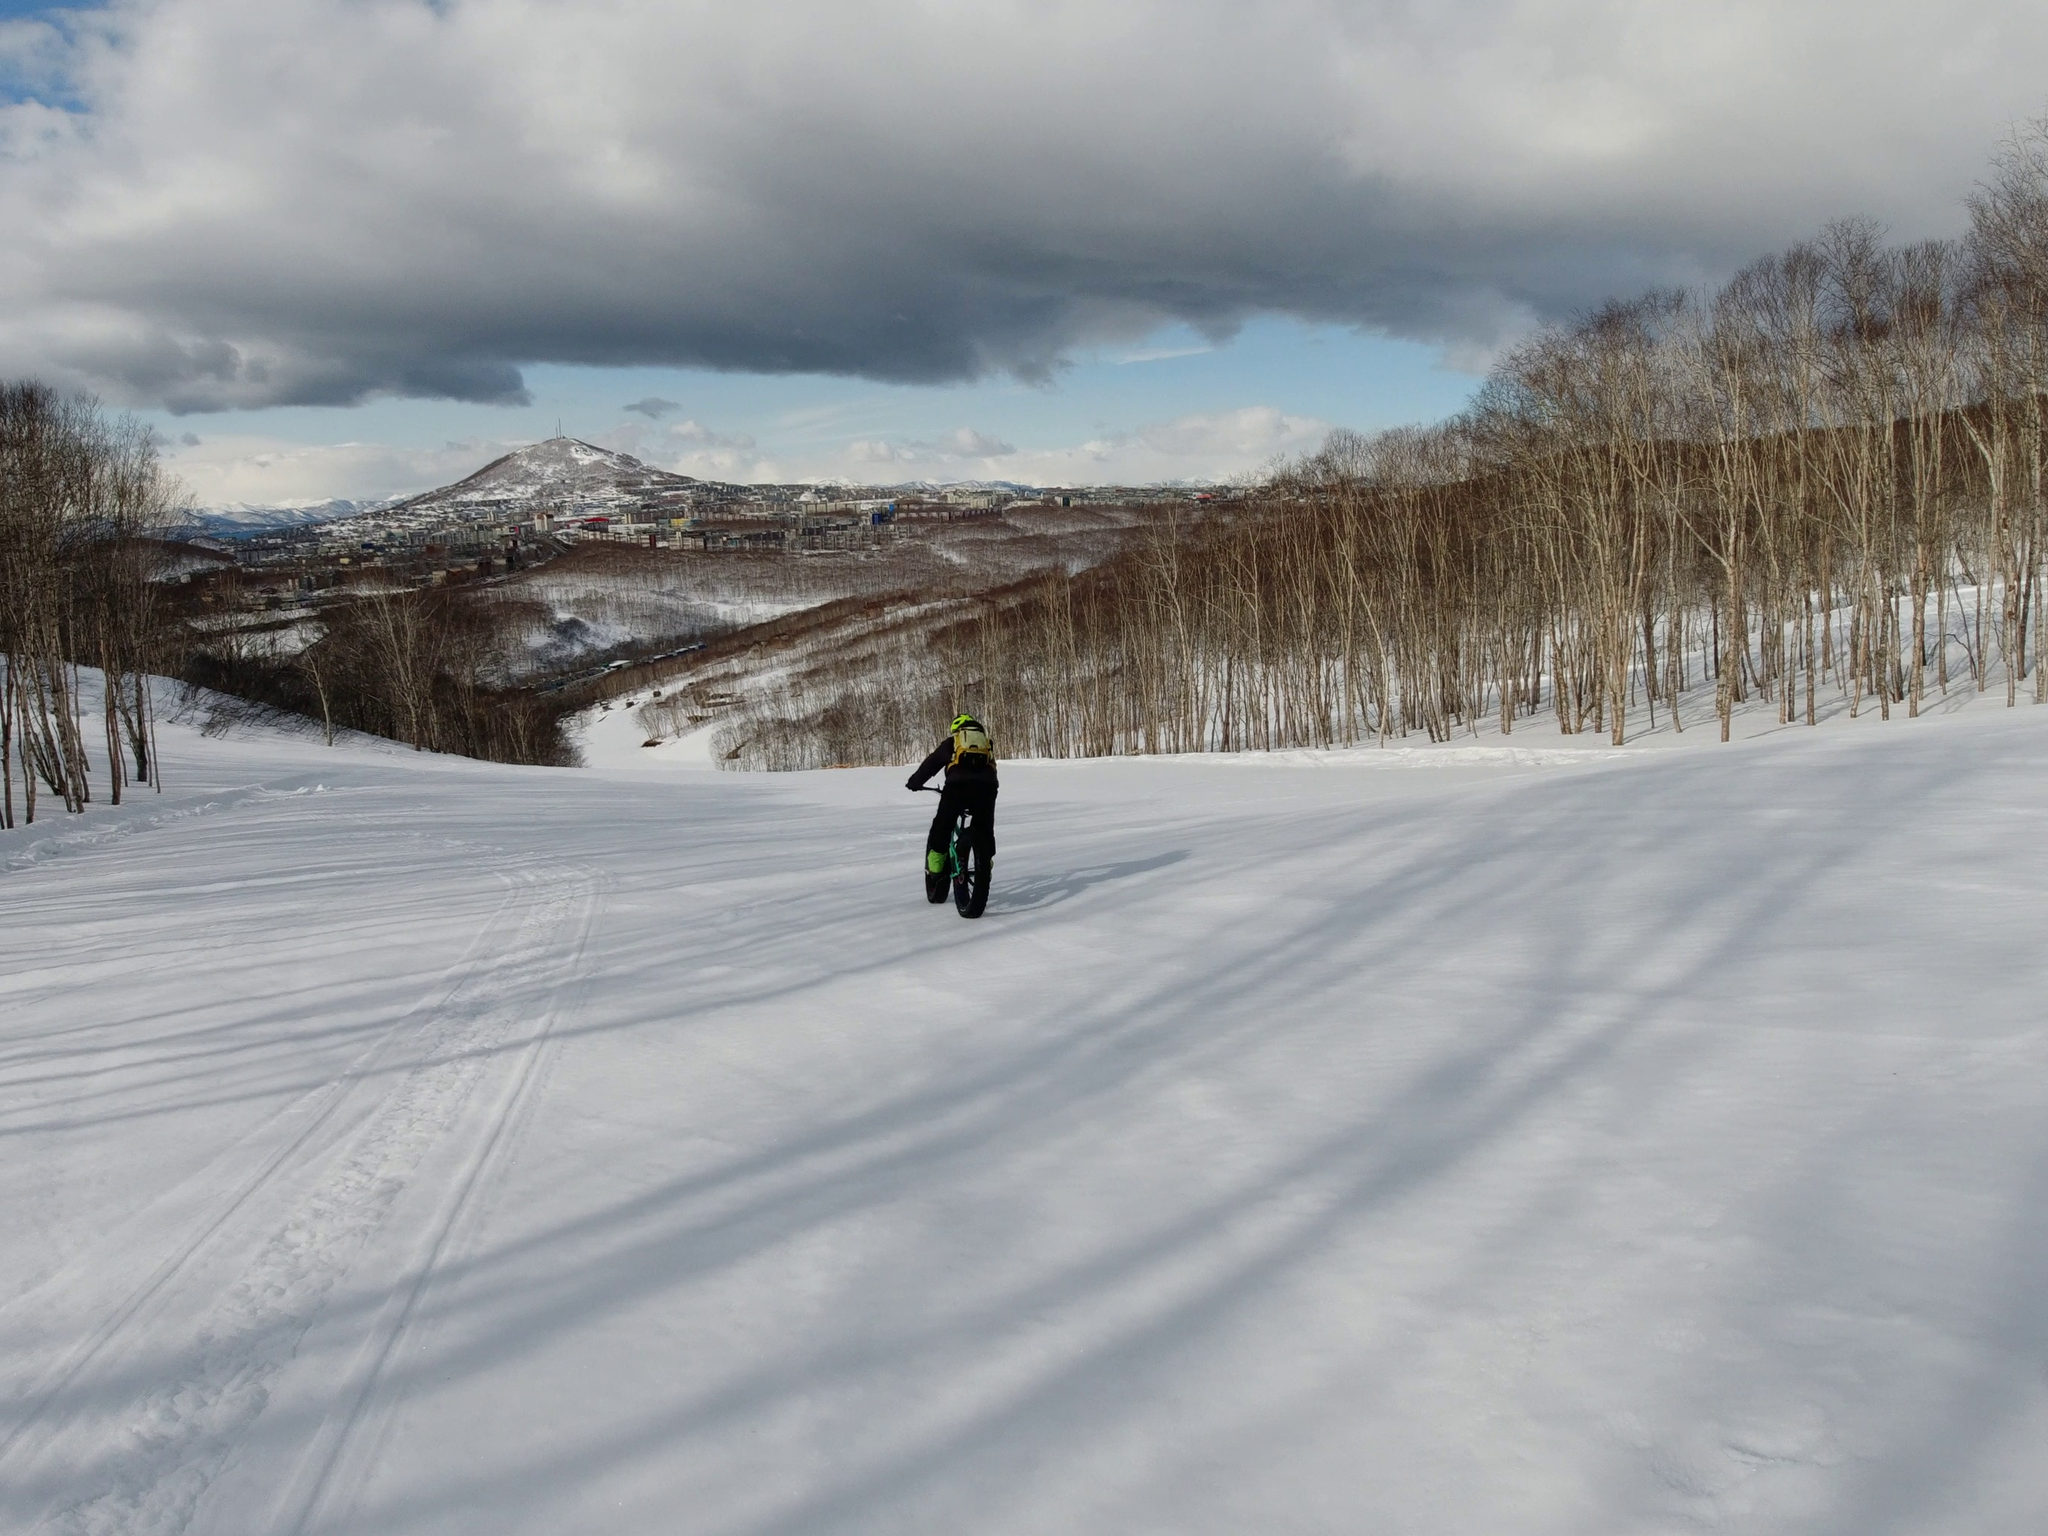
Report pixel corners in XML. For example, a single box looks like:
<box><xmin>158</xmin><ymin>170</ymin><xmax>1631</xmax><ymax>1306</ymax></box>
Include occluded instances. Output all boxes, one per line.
<box><xmin>2</xmin><ymin>0</ymin><xmax>2045</xmax><ymax>504</ymax></box>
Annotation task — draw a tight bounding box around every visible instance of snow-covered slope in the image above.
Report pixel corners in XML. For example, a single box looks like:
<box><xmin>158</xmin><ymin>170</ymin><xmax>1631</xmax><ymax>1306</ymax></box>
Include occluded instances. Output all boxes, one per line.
<box><xmin>4</xmin><ymin>688</ymin><xmax>2047</xmax><ymax>1533</ymax></box>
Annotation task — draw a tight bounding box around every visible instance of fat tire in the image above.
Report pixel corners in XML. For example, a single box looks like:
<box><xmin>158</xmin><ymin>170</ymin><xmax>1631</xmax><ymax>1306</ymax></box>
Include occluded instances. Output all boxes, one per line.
<box><xmin>952</xmin><ymin>820</ymin><xmax>976</xmax><ymax>916</ymax></box>
<box><xmin>952</xmin><ymin>848</ymin><xmax>975</xmax><ymax>915</ymax></box>
<box><xmin>925</xmin><ymin>869</ymin><xmax>948</xmax><ymax>903</ymax></box>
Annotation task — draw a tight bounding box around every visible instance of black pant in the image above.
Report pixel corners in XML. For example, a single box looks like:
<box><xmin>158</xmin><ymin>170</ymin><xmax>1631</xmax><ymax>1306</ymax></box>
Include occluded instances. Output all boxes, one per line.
<box><xmin>928</xmin><ymin>779</ymin><xmax>997</xmax><ymax>867</ymax></box>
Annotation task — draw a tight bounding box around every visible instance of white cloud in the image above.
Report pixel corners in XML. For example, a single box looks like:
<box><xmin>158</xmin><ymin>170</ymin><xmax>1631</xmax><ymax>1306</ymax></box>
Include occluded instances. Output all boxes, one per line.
<box><xmin>1</xmin><ymin>1</ymin><xmax>2042</xmax><ymax>411</ymax></box>
<box><xmin>161</xmin><ymin>434</ymin><xmax>528</xmax><ymax>508</ymax></box>
<box><xmin>942</xmin><ymin>428</ymin><xmax>1015</xmax><ymax>458</ymax></box>
<box><xmin>1115</xmin><ymin>345</ymin><xmax>1215</xmax><ymax>365</ymax></box>
<box><xmin>587</xmin><ymin>415</ymin><xmax>779</xmax><ymax>482</ymax></box>
<box><xmin>846</xmin><ymin>440</ymin><xmax>920</xmax><ymax>467</ymax></box>
<box><xmin>839</xmin><ymin>427</ymin><xmax>1016</xmax><ymax>471</ymax></box>
<box><xmin>667</xmin><ymin>419</ymin><xmax>755</xmax><ymax>451</ymax></box>
<box><xmin>808</xmin><ymin>407</ymin><xmax>1326</xmax><ymax>485</ymax></box>
<box><xmin>658</xmin><ymin>419</ymin><xmax>774</xmax><ymax>483</ymax></box>
<box><xmin>167</xmin><ymin>404</ymin><xmax>1325</xmax><ymax>505</ymax></box>
<box><xmin>996</xmin><ymin>408</ymin><xmax>1331</xmax><ymax>487</ymax></box>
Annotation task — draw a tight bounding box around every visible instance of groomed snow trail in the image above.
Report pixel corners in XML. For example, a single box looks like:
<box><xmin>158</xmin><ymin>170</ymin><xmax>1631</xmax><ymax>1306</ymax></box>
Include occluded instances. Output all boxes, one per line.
<box><xmin>4</xmin><ymin>693</ymin><xmax>2047</xmax><ymax>1534</ymax></box>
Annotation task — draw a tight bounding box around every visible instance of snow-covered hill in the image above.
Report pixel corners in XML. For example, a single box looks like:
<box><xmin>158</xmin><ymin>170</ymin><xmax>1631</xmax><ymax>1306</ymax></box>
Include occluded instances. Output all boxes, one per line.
<box><xmin>171</xmin><ymin>443</ymin><xmax>728</xmax><ymax>545</ymax></box>
<box><xmin>171</xmin><ymin>497</ymin><xmax>395</xmax><ymax>539</ymax></box>
<box><xmin>302</xmin><ymin>437</ymin><xmax>717</xmax><ymax>544</ymax></box>
<box><xmin>182</xmin><ymin>439</ymin><xmax>1205</xmax><ymax>550</ymax></box>
<box><xmin>391</xmin><ymin>436</ymin><xmax>703</xmax><ymax>519</ymax></box>
<box><xmin>4</xmin><ymin>686</ymin><xmax>2047</xmax><ymax>1533</ymax></box>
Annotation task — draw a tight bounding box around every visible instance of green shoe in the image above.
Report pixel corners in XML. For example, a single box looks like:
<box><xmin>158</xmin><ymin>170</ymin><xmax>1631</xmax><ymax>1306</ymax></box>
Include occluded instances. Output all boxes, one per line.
<box><xmin>926</xmin><ymin>849</ymin><xmax>945</xmax><ymax>874</ymax></box>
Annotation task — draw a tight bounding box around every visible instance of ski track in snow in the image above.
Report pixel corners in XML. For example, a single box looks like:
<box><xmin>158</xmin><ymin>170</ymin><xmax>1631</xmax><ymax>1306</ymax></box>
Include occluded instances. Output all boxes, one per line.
<box><xmin>15</xmin><ymin>864</ymin><xmax>598</xmax><ymax>1535</ymax></box>
<box><xmin>0</xmin><ymin>743</ymin><xmax>605</xmax><ymax>1535</ymax></box>
<box><xmin>6</xmin><ymin>681</ymin><xmax>2048</xmax><ymax>1533</ymax></box>
<box><xmin>270</xmin><ymin>862</ymin><xmax>602</xmax><ymax>1536</ymax></box>
<box><xmin>0</xmin><ymin>861</ymin><xmax>530</xmax><ymax>1467</ymax></box>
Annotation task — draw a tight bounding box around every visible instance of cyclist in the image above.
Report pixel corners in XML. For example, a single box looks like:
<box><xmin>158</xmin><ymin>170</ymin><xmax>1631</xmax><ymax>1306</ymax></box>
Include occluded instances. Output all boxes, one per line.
<box><xmin>907</xmin><ymin>713</ymin><xmax>998</xmax><ymax>899</ymax></box>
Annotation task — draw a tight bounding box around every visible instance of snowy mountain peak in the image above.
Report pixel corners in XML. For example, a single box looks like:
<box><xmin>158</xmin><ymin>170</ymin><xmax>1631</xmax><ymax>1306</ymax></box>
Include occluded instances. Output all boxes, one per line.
<box><xmin>287</xmin><ymin>437</ymin><xmax>727</xmax><ymax>542</ymax></box>
<box><xmin>399</xmin><ymin>437</ymin><xmax>701</xmax><ymax>512</ymax></box>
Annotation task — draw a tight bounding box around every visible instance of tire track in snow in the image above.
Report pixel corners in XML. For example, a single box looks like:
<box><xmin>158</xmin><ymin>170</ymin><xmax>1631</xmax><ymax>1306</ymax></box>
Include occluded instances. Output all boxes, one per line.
<box><xmin>272</xmin><ymin>862</ymin><xmax>604</xmax><ymax>1536</ymax></box>
<box><xmin>0</xmin><ymin>858</ymin><xmax>532</xmax><ymax>1469</ymax></box>
<box><xmin>3</xmin><ymin>859</ymin><xmax>603</xmax><ymax>1536</ymax></box>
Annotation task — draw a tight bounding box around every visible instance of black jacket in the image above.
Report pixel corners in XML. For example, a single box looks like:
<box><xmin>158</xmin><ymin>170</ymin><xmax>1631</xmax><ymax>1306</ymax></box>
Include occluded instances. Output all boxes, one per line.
<box><xmin>907</xmin><ymin>734</ymin><xmax>999</xmax><ymax>790</ymax></box>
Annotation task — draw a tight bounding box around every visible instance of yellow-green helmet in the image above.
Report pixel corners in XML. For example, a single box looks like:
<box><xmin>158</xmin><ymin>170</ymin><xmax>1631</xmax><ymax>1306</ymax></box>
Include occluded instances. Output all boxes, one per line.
<box><xmin>951</xmin><ymin>713</ymin><xmax>981</xmax><ymax>732</ymax></box>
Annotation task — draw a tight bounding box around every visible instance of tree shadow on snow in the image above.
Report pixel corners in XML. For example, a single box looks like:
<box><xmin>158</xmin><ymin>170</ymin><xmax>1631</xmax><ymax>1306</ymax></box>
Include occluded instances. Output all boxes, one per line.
<box><xmin>23</xmin><ymin>743</ymin><xmax>2048</xmax><ymax>1536</ymax></box>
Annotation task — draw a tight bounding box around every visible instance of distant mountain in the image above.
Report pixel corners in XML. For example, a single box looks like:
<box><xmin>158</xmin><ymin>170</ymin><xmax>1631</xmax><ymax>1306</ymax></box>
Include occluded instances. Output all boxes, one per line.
<box><xmin>885</xmin><ymin>479</ymin><xmax>1040</xmax><ymax>494</ymax></box>
<box><xmin>172</xmin><ymin>499</ymin><xmax>393</xmax><ymax>539</ymax></box>
<box><xmin>300</xmin><ymin>438</ymin><xmax>761</xmax><ymax>543</ymax></box>
<box><xmin>385</xmin><ymin>437</ymin><xmax>709</xmax><ymax>522</ymax></box>
<box><xmin>211</xmin><ymin>437</ymin><xmax>1200</xmax><ymax>549</ymax></box>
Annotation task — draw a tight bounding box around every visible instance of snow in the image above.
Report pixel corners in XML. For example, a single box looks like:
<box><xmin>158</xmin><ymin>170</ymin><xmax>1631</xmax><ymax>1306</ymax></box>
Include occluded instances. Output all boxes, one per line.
<box><xmin>4</xmin><ymin>682</ymin><xmax>2048</xmax><ymax>1533</ymax></box>
<box><xmin>577</xmin><ymin>692</ymin><xmax>726</xmax><ymax>771</ymax></box>
<box><xmin>172</xmin><ymin>500</ymin><xmax>396</xmax><ymax>539</ymax></box>
<box><xmin>489</xmin><ymin>580</ymin><xmax>814</xmax><ymax>682</ymax></box>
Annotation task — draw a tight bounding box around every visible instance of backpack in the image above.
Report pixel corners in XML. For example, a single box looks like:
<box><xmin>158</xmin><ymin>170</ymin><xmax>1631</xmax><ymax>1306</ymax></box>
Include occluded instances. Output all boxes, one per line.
<box><xmin>949</xmin><ymin>722</ymin><xmax>995</xmax><ymax>768</ymax></box>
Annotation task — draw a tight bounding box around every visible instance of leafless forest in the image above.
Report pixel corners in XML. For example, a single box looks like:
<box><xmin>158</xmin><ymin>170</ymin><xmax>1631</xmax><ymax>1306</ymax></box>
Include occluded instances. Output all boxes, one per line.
<box><xmin>712</xmin><ymin>125</ymin><xmax>2048</xmax><ymax>770</ymax></box>
<box><xmin>185</xmin><ymin>586</ymin><xmax>579</xmax><ymax>766</ymax></box>
<box><xmin>15</xmin><ymin>126</ymin><xmax>2048</xmax><ymax>793</ymax></box>
<box><xmin>173</xmin><ymin>503</ymin><xmax>1156</xmax><ymax>769</ymax></box>
<box><xmin>0</xmin><ymin>382</ymin><xmax>176</xmax><ymax>826</ymax></box>
<box><xmin>484</xmin><ymin>502</ymin><xmax>1152</xmax><ymax>679</ymax></box>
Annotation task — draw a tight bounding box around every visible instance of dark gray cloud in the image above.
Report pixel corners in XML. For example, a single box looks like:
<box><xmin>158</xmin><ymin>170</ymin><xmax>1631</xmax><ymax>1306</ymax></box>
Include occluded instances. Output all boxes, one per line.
<box><xmin>622</xmin><ymin>397</ymin><xmax>681</xmax><ymax>419</ymax></box>
<box><xmin>2</xmin><ymin>0</ymin><xmax>2045</xmax><ymax>410</ymax></box>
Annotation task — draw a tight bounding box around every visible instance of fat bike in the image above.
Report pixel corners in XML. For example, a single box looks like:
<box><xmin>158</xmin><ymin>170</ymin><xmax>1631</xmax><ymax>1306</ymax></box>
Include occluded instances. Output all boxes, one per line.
<box><xmin>918</xmin><ymin>787</ymin><xmax>990</xmax><ymax>918</ymax></box>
